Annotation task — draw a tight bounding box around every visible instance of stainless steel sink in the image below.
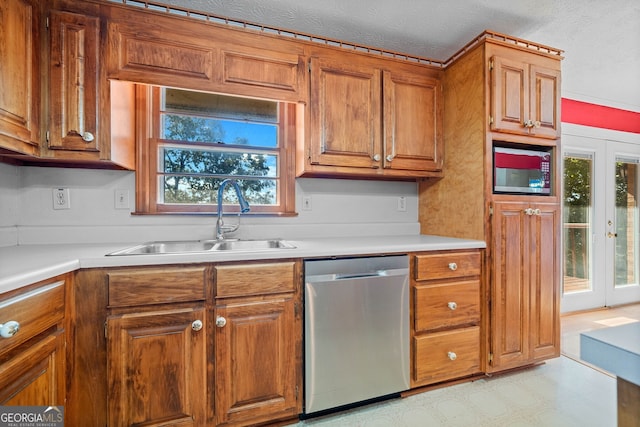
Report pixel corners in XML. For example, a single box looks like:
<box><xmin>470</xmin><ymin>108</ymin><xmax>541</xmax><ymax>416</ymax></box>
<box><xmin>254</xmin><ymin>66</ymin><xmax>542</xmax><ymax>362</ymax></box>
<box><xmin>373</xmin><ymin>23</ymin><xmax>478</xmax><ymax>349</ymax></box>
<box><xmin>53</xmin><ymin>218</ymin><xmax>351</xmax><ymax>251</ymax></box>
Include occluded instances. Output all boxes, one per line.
<box><xmin>107</xmin><ymin>239</ymin><xmax>295</xmax><ymax>256</ymax></box>
<box><xmin>211</xmin><ymin>239</ymin><xmax>296</xmax><ymax>251</ymax></box>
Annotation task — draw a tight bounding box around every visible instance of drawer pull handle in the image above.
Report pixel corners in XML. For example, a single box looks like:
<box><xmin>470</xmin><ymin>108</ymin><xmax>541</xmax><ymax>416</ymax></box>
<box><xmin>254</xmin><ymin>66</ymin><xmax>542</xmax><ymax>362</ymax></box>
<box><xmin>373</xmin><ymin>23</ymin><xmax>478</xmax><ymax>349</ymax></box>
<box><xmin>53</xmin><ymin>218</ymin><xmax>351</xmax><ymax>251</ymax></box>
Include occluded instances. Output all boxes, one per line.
<box><xmin>448</xmin><ymin>351</ymin><xmax>457</xmax><ymax>361</ymax></box>
<box><xmin>191</xmin><ymin>320</ymin><xmax>203</xmax><ymax>332</ymax></box>
<box><xmin>448</xmin><ymin>262</ymin><xmax>458</xmax><ymax>271</ymax></box>
<box><xmin>0</xmin><ymin>320</ymin><xmax>20</xmax><ymax>338</ymax></box>
<box><xmin>215</xmin><ymin>316</ymin><xmax>227</xmax><ymax>328</ymax></box>
<box><xmin>447</xmin><ymin>301</ymin><xmax>457</xmax><ymax>310</ymax></box>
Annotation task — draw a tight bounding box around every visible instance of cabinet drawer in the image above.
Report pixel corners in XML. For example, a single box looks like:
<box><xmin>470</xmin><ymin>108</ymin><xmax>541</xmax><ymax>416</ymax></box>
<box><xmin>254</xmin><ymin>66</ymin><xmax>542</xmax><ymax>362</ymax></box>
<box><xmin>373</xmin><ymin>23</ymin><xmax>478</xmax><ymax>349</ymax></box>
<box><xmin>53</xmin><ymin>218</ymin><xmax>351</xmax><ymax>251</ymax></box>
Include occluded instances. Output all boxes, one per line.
<box><xmin>413</xmin><ymin>326</ymin><xmax>480</xmax><ymax>384</ymax></box>
<box><xmin>0</xmin><ymin>281</ymin><xmax>65</xmax><ymax>355</ymax></box>
<box><xmin>415</xmin><ymin>251</ymin><xmax>481</xmax><ymax>281</ymax></box>
<box><xmin>215</xmin><ymin>262</ymin><xmax>296</xmax><ymax>298</ymax></box>
<box><xmin>107</xmin><ymin>267</ymin><xmax>207</xmax><ymax>307</ymax></box>
<box><xmin>414</xmin><ymin>280</ymin><xmax>480</xmax><ymax>332</ymax></box>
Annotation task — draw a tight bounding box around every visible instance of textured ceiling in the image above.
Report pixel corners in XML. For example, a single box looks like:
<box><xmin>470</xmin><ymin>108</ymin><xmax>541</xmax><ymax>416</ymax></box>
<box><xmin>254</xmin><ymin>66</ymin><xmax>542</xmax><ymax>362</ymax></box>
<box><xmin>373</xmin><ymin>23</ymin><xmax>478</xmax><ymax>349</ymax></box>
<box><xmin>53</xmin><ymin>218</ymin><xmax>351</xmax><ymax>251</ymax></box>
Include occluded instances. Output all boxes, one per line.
<box><xmin>153</xmin><ymin>0</ymin><xmax>639</xmax><ymax>111</ymax></box>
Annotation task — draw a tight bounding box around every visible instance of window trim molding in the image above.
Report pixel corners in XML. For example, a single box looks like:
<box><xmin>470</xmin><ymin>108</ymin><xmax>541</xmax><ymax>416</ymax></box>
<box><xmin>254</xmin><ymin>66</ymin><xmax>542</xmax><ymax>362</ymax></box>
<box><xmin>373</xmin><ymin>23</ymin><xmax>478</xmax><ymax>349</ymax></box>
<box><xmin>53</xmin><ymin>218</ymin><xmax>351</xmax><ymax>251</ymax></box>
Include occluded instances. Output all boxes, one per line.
<box><xmin>134</xmin><ymin>85</ymin><xmax>296</xmax><ymax>216</ymax></box>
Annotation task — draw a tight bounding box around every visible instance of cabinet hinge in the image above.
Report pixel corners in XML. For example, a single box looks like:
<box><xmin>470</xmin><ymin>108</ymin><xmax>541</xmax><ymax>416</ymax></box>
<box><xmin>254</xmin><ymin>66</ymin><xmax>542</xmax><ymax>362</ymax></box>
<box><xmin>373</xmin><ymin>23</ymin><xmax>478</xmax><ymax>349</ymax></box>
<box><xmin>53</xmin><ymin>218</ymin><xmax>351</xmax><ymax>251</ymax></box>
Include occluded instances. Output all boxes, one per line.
<box><xmin>489</xmin><ymin>60</ymin><xmax>494</xmax><ymax>71</ymax></box>
<box><xmin>295</xmin><ymin>385</ymin><xmax>299</xmax><ymax>400</ymax></box>
<box><xmin>488</xmin><ymin>353</ymin><xmax>493</xmax><ymax>364</ymax></box>
<box><xmin>489</xmin><ymin>205</ymin><xmax>493</xmax><ymax>216</ymax></box>
<box><xmin>46</xmin><ymin>131</ymin><xmax>50</xmax><ymax>143</ymax></box>
<box><xmin>489</xmin><ymin>116</ymin><xmax>494</xmax><ymax>125</ymax></box>
<box><xmin>46</xmin><ymin>16</ymin><xmax>49</xmax><ymax>30</ymax></box>
<box><xmin>104</xmin><ymin>321</ymin><xmax>108</xmax><ymax>339</ymax></box>
<box><xmin>308</xmin><ymin>59</ymin><xmax>311</xmax><ymax>73</ymax></box>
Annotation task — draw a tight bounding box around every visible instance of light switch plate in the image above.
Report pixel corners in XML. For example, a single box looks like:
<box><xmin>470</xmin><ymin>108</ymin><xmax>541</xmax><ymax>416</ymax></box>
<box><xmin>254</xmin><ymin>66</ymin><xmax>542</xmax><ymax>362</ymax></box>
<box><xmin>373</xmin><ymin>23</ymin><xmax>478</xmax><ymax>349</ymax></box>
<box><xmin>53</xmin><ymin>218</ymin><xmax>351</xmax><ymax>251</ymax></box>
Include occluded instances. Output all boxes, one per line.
<box><xmin>115</xmin><ymin>189</ymin><xmax>130</xmax><ymax>209</ymax></box>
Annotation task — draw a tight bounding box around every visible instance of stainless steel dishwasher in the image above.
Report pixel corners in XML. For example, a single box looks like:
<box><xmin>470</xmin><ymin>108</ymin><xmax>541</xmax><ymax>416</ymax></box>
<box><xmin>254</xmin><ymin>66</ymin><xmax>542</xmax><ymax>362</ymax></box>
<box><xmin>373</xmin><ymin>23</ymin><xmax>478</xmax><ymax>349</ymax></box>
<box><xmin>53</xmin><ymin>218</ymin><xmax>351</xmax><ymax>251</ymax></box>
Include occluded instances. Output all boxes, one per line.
<box><xmin>304</xmin><ymin>255</ymin><xmax>410</xmax><ymax>415</ymax></box>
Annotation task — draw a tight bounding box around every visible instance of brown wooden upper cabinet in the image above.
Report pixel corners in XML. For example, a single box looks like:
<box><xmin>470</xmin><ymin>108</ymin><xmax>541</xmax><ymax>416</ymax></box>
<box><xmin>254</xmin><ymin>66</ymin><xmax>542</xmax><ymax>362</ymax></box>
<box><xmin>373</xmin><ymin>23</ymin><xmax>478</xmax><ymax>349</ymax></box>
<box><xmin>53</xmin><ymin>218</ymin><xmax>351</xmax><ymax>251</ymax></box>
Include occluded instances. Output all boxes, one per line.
<box><xmin>106</xmin><ymin>6</ymin><xmax>307</xmax><ymax>104</ymax></box>
<box><xmin>43</xmin><ymin>3</ymin><xmax>135</xmax><ymax>168</ymax></box>
<box><xmin>303</xmin><ymin>55</ymin><xmax>443</xmax><ymax>179</ymax></box>
<box><xmin>0</xmin><ymin>0</ymin><xmax>41</xmax><ymax>157</ymax></box>
<box><xmin>48</xmin><ymin>10</ymin><xmax>100</xmax><ymax>153</ymax></box>
<box><xmin>490</xmin><ymin>54</ymin><xmax>561</xmax><ymax>139</ymax></box>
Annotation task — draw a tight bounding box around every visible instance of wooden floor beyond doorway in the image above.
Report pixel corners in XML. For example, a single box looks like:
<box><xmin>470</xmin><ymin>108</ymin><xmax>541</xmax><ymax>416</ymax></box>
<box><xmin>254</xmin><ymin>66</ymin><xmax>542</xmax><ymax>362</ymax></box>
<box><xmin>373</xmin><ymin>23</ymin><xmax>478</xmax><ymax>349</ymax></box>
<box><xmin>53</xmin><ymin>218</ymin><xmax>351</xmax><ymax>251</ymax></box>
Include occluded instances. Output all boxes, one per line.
<box><xmin>561</xmin><ymin>303</ymin><xmax>640</xmax><ymax>363</ymax></box>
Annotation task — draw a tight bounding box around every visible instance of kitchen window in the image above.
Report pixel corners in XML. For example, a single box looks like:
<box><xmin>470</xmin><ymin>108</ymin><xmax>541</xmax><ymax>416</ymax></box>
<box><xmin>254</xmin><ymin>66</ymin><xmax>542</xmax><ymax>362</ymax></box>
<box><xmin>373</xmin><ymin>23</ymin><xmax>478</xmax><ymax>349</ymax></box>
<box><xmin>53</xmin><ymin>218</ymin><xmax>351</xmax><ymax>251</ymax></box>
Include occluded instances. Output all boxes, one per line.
<box><xmin>136</xmin><ymin>86</ymin><xmax>296</xmax><ymax>215</ymax></box>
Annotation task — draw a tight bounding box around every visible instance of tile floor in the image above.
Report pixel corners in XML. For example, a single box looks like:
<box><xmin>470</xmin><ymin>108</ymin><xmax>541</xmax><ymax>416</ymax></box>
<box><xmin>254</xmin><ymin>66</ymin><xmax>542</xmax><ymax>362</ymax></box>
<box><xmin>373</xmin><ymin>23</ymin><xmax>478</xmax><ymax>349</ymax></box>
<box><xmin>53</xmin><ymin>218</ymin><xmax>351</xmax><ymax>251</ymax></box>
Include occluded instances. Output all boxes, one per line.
<box><xmin>293</xmin><ymin>304</ymin><xmax>640</xmax><ymax>427</ymax></box>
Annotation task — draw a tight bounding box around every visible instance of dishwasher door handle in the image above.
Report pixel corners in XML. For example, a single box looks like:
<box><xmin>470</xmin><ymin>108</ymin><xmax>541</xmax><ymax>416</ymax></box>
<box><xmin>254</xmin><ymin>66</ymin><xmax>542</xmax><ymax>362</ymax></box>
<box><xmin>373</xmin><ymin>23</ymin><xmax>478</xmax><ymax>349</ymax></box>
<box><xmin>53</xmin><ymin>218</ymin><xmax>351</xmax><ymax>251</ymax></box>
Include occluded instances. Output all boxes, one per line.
<box><xmin>335</xmin><ymin>272</ymin><xmax>383</xmax><ymax>280</ymax></box>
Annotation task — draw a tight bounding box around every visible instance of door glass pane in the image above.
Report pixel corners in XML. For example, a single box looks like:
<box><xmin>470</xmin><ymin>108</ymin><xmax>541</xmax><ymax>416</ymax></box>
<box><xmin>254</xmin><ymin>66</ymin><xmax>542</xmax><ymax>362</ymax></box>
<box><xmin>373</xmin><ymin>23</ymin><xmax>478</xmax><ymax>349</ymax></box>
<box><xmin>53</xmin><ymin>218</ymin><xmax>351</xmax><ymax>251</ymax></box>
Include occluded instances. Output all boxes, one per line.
<box><xmin>563</xmin><ymin>155</ymin><xmax>593</xmax><ymax>293</ymax></box>
<box><xmin>615</xmin><ymin>158</ymin><xmax>639</xmax><ymax>287</ymax></box>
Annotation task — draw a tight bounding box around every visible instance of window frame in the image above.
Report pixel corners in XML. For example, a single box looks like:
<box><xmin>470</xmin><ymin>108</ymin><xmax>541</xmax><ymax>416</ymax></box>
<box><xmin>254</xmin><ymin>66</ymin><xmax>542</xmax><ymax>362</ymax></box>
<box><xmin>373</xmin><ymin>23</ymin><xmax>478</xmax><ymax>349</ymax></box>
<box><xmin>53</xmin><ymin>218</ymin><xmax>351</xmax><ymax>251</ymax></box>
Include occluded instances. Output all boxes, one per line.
<box><xmin>135</xmin><ymin>86</ymin><xmax>296</xmax><ymax>216</ymax></box>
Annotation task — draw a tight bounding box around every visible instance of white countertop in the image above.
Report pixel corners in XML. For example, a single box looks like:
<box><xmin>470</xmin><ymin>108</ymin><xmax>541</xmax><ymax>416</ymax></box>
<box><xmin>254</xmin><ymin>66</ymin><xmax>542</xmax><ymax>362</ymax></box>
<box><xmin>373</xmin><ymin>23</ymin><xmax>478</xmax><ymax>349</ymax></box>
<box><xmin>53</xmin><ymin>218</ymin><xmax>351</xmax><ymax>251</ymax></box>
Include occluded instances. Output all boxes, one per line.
<box><xmin>0</xmin><ymin>234</ymin><xmax>485</xmax><ymax>295</ymax></box>
<box><xmin>580</xmin><ymin>322</ymin><xmax>640</xmax><ymax>386</ymax></box>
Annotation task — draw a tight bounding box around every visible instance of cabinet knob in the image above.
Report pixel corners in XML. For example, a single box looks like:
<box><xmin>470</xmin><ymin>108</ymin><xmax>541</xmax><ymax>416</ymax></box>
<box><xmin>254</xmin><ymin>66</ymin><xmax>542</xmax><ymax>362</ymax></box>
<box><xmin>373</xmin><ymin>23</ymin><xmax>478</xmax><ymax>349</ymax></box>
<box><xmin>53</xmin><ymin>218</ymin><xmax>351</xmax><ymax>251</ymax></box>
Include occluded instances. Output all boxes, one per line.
<box><xmin>447</xmin><ymin>301</ymin><xmax>457</xmax><ymax>311</ymax></box>
<box><xmin>215</xmin><ymin>316</ymin><xmax>227</xmax><ymax>328</ymax></box>
<box><xmin>373</xmin><ymin>154</ymin><xmax>381</xmax><ymax>161</ymax></box>
<box><xmin>534</xmin><ymin>208</ymin><xmax>541</xmax><ymax>216</ymax></box>
<box><xmin>524</xmin><ymin>208</ymin><xmax>534</xmax><ymax>216</ymax></box>
<box><xmin>82</xmin><ymin>132</ymin><xmax>95</xmax><ymax>142</ymax></box>
<box><xmin>448</xmin><ymin>262</ymin><xmax>457</xmax><ymax>271</ymax></box>
<box><xmin>447</xmin><ymin>351</ymin><xmax>457</xmax><ymax>361</ymax></box>
<box><xmin>0</xmin><ymin>320</ymin><xmax>20</xmax><ymax>338</ymax></box>
<box><xmin>523</xmin><ymin>119</ymin><xmax>534</xmax><ymax>128</ymax></box>
<box><xmin>191</xmin><ymin>319</ymin><xmax>203</xmax><ymax>331</ymax></box>
<box><xmin>386</xmin><ymin>154</ymin><xmax>394</xmax><ymax>162</ymax></box>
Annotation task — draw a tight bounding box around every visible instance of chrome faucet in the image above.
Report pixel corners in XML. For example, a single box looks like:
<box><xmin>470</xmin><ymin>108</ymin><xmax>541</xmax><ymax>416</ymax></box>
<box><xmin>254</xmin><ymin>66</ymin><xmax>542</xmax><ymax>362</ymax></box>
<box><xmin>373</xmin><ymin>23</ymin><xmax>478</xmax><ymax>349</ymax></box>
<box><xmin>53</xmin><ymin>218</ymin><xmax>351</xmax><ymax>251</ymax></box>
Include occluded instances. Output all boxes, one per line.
<box><xmin>215</xmin><ymin>179</ymin><xmax>250</xmax><ymax>240</ymax></box>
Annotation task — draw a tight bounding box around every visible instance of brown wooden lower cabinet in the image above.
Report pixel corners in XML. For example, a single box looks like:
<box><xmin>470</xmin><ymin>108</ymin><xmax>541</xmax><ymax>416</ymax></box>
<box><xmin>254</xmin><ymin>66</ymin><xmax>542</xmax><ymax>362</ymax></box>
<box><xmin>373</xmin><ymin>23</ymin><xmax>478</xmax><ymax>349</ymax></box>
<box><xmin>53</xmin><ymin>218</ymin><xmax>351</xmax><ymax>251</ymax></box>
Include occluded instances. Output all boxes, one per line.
<box><xmin>107</xmin><ymin>307</ymin><xmax>207</xmax><ymax>426</ymax></box>
<box><xmin>0</xmin><ymin>277</ymin><xmax>67</xmax><ymax>407</ymax></box>
<box><xmin>489</xmin><ymin>200</ymin><xmax>561</xmax><ymax>372</ymax></box>
<box><xmin>214</xmin><ymin>296</ymin><xmax>299</xmax><ymax>426</ymax></box>
<box><xmin>67</xmin><ymin>262</ymin><xmax>302</xmax><ymax>427</ymax></box>
<box><xmin>411</xmin><ymin>250</ymin><xmax>483</xmax><ymax>388</ymax></box>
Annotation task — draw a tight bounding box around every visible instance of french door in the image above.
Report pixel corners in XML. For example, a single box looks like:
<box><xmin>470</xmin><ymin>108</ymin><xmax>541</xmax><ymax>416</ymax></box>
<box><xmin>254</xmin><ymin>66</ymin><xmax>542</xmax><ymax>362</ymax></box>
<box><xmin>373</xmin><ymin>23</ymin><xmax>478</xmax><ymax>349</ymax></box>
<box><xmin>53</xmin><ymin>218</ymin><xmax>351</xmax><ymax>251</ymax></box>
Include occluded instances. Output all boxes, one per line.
<box><xmin>562</xmin><ymin>136</ymin><xmax>640</xmax><ymax>312</ymax></box>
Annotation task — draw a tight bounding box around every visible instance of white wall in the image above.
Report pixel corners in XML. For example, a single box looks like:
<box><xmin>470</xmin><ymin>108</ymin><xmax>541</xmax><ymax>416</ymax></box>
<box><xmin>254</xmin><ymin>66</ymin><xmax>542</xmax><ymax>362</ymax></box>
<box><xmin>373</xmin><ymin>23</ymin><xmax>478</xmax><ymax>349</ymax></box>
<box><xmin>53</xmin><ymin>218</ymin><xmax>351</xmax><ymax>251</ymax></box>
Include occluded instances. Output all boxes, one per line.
<box><xmin>1</xmin><ymin>166</ymin><xmax>419</xmax><ymax>246</ymax></box>
<box><xmin>0</xmin><ymin>163</ymin><xmax>20</xmax><ymax>246</ymax></box>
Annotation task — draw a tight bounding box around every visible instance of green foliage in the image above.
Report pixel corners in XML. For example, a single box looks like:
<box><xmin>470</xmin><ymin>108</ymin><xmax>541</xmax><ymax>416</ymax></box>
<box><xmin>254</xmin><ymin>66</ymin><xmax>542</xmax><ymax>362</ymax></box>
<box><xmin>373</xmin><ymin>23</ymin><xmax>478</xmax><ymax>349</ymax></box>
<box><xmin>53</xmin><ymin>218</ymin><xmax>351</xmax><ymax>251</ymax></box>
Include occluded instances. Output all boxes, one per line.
<box><xmin>162</xmin><ymin>115</ymin><xmax>275</xmax><ymax>206</ymax></box>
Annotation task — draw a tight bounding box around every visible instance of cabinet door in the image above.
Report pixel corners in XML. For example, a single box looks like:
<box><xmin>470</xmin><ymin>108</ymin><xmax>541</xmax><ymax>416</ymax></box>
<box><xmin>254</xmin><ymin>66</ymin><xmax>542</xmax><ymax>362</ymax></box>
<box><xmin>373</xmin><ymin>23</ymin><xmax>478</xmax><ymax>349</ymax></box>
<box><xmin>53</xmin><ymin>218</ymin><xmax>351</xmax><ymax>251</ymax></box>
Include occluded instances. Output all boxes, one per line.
<box><xmin>107</xmin><ymin>307</ymin><xmax>206</xmax><ymax>427</ymax></box>
<box><xmin>309</xmin><ymin>57</ymin><xmax>382</xmax><ymax>169</ymax></box>
<box><xmin>215</xmin><ymin>296</ymin><xmax>299</xmax><ymax>426</ymax></box>
<box><xmin>490</xmin><ymin>56</ymin><xmax>529</xmax><ymax>136</ymax></box>
<box><xmin>529</xmin><ymin>202</ymin><xmax>561</xmax><ymax>361</ymax></box>
<box><xmin>383</xmin><ymin>70</ymin><xmax>442</xmax><ymax>171</ymax></box>
<box><xmin>490</xmin><ymin>201</ymin><xmax>531</xmax><ymax>370</ymax></box>
<box><xmin>490</xmin><ymin>200</ymin><xmax>560</xmax><ymax>370</ymax></box>
<box><xmin>529</xmin><ymin>65</ymin><xmax>561</xmax><ymax>139</ymax></box>
<box><xmin>0</xmin><ymin>0</ymin><xmax>40</xmax><ymax>155</ymax></box>
<box><xmin>48</xmin><ymin>10</ymin><xmax>99</xmax><ymax>152</ymax></box>
<box><xmin>0</xmin><ymin>332</ymin><xmax>65</xmax><ymax>407</ymax></box>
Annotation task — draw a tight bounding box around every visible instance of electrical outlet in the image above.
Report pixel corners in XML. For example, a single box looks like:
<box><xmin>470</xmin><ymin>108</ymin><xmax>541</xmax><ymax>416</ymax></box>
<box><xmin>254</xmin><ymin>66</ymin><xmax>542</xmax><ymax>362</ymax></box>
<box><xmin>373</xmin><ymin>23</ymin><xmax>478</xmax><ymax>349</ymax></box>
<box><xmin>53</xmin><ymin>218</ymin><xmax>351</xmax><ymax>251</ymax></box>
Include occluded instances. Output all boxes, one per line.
<box><xmin>302</xmin><ymin>196</ymin><xmax>312</xmax><ymax>211</ymax></box>
<box><xmin>115</xmin><ymin>189</ymin><xmax>130</xmax><ymax>209</ymax></box>
<box><xmin>397</xmin><ymin>196</ymin><xmax>407</xmax><ymax>212</ymax></box>
<box><xmin>53</xmin><ymin>188</ymin><xmax>70</xmax><ymax>210</ymax></box>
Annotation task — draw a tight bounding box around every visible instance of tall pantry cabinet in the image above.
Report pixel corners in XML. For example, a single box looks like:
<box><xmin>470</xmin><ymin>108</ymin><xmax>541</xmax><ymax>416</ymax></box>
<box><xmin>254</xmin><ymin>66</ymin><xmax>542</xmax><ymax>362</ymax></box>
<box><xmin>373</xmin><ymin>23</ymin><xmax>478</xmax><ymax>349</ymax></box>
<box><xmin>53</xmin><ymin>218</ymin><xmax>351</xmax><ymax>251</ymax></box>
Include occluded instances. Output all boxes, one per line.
<box><xmin>418</xmin><ymin>32</ymin><xmax>563</xmax><ymax>373</ymax></box>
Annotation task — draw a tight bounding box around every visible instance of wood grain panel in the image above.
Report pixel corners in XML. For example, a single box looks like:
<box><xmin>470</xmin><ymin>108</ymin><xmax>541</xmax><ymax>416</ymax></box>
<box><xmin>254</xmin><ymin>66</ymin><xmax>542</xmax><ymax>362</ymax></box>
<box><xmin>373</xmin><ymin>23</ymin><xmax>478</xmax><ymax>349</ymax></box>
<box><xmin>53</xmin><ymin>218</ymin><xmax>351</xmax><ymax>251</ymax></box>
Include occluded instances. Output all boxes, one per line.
<box><xmin>222</xmin><ymin>47</ymin><xmax>301</xmax><ymax>92</ymax></box>
<box><xmin>414</xmin><ymin>280</ymin><xmax>480</xmax><ymax>332</ymax></box>
<box><xmin>0</xmin><ymin>333</ymin><xmax>65</xmax><ymax>406</ymax></box>
<box><xmin>419</xmin><ymin>44</ymin><xmax>486</xmax><ymax>240</ymax></box>
<box><xmin>107</xmin><ymin>266</ymin><xmax>207</xmax><ymax>307</ymax></box>
<box><xmin>215</xmin><ymin>262</ymin><xmax>296</xmax><ymax>298</ymax></box>
<box><xmin>414</xmin><ymin>251</ymin><xmax>481</xmax><ymax>281</ymax></box>
<box><xmin>383</xmin><ymin>70</ymin><xmax>442</xmax><ymax>172</ymax></box>
<box><xmin>214</xmin><ymin>296</ymin><xmax>298</xmax><ymax>425</ymax></box>
<box><xmin>107</xmin><ymin>307</ymin><xmax>206</xmax><ymax>426</ymax></box>
<box><xmin>48</xmin><ymin>10</ymin><xmax>100</xmax><ymax>152</ymax></box>
<box><xmin>413</xmin><ymin>326</ymin><xmax>480</xmax><ymax>385</ymax></box>
<box><xmin>0</xmin><ymin>0</ymin><xmax>40</xmax><ymax>155</ymax></box>
<box><xmin>0</xmin><ymin>280</ymin><xmax>64</xmax><ymax>355</ymax></box>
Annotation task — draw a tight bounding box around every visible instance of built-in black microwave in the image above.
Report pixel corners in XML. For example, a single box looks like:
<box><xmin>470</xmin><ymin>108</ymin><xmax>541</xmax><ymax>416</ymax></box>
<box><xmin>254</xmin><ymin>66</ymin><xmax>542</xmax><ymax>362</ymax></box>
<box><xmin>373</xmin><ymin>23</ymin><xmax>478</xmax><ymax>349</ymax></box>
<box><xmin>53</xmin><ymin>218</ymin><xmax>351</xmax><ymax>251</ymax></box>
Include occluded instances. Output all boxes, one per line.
<box><xmin>493</xmin><ymin>146</ymin><xmax>551</xmax><ymax>195</ymax></box>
